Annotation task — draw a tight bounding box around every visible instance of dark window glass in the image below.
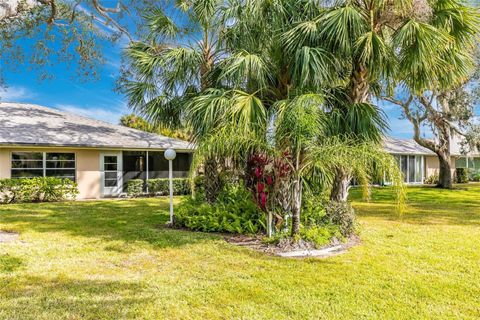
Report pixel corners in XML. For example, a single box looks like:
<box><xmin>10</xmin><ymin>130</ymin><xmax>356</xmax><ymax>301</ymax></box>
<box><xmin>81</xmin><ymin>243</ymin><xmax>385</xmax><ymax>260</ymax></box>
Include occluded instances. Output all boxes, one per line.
<box><xmin>105</xmin><ymin>172</ymin><xmax>117</xmax><ymax>180</ymax></box>
<box><xmin>12</xmin><ymin>160</ymin><xmax>43</xmax><ymax>169</ymax></box>
<box><xmin>174</xmin><ymin>153</ymin><xmax>192</xmax><ymax>171</ymax></box>
<box><xmin>104</xmin><ymin>156</ymin><xmax>118</xmax><ymax>164</ymax></box>
<box><xmin>12</xmin><ymin>153</ymin><xmax>44</xmax><ymax>179</ymax></box>
<box><xmin>46</xmin><ymin>160</ymin><xmax>75</xmax><ymax>169</ymax></box>
<box><xmin>46</xmin><ymin>153</ymin><xmax>75</xmax><ymax>161</ymax></box>
<box><xmin>150</xmin><ymin>152</ymin><xmax>169</xmax><ymax>171</ymax></box>
<box><xmin>104</xmin><ymin>179</ymin><xmax>117</xmax><ymax>187</ymax></box>
<box><xmin>104</xmin><ymin>163</ymin><xmax>117</xmax><ymax>171</ymax></box>
<box><xmin>45</xmin><ymin>169</ymin><xmax>76</xmax><ymax>177</ymax></box>
<box><xmin>11</xmin><ymin>170</ymin><xmax>44</xmax><ymax>178</ymax></box>
<box><xmin>12</xmin><ymin>152</ymin><xmax>76</xmax><ymax>180</ymax></box>
<box><xmin>408</xmin><ymin>156</ymin><xmax>415</xmax><ymax>183</ymax></box>
<box><xmin>12</xmin><ymin>152</ymin><xmax>43</xmax><ymax>160</ymax></box>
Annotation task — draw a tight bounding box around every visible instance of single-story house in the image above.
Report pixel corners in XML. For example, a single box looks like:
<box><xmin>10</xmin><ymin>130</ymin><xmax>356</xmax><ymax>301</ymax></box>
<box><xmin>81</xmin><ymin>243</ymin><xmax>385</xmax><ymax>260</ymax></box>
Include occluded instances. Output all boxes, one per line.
<box><xmin>383</xmin><ymin>137</ymin><xmax>480</xmax><ymax>184</ymax></box>
<box><xmin>0</xmin><ymin>103</ymin><xmax>194</xmax><ymax>199</ymax></box>
<box><xmin>1</xmin><ymin>103</ymin><xmax>478</xmax><ymax>198</ymax></box>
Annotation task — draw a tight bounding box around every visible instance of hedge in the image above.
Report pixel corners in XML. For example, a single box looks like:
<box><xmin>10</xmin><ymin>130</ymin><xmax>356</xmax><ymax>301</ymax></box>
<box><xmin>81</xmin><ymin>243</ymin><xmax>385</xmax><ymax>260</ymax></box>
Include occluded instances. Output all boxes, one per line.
<box><xmin>126</xmin><ymin>178</ymin><xmax>191</xmax><ymax>197</ymax></box>
<box><xmin>0</xmin><ymin>177</ymin><xmax>78</xmax><ymax>204</ymax></box>
<box><xmin>126</xmin><ymin>179</ymin><xmax>144</xmax><ymax>197</ymax></box>
<box><xmin>147</xmin><ymin>178</ymin><xmax>190</xmax><ymax>195</ymax></box>
<box><xmin>456</xmin><ymin>168</ymin><xmax>469</xmax><ymax>184</ymax></box>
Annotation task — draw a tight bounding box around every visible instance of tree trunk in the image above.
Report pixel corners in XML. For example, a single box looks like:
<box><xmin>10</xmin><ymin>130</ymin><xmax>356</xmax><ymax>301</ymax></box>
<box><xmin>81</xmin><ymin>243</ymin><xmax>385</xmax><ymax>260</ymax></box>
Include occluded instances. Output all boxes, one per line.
<box><xmin>349</xmin><ymin>64</ymin><xmax>370</xmax><ymax>104</ymax></box>
<box><xmin>437</xmin><ymin>152</ymin><xmax>453</xmax><ymax>189</ymax></box>
<box><xmin>329</xmin><ymin>63</ymin><xmax>369</xmax><ymax>202</ymax></box>
<box><xmin>330</xmin><ymin>169</ymin><xmax>351</xmax><ymax>202</ymax></box>
<box><xmin>204</xmin><ymin>158</ymin><xmax>221</xmax><ymax>203</ymax></box>
<box><xmin>291</xmin><ymin>176</ymin><xmax>302</xmax><ymax>237</ymax></box>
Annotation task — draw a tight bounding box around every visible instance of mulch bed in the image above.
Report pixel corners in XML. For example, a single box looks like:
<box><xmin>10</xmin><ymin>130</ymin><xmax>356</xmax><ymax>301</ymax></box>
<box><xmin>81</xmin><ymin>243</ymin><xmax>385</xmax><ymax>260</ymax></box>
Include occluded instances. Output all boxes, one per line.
<box><xmin>224</xmin><ymin>234</ymin><xmax>361</xmax><ymax>258</ymax></box>
<box><xmin>160</xmin><ymin>223</ymin><xmax>360</xmax><ymax>258</ymax></box>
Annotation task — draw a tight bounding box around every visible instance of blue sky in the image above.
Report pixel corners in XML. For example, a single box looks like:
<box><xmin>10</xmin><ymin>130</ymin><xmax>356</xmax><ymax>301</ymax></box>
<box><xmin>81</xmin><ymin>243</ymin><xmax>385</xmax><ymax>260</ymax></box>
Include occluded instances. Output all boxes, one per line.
<box><xmin>0</xmin><ymin>34</ymin><xmax>130</xmax><ymax>125</ymax></box>
<box><xmin>0</xmin><ymin>22</ymin><xmax>416</xmax><ymax>139</ymax></box>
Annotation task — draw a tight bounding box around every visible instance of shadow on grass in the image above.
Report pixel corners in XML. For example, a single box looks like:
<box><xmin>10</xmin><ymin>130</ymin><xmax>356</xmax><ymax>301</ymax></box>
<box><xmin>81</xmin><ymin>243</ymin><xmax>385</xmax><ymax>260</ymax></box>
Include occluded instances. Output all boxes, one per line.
<box><xmin>0</xmin><ymin>198</ymin><xmax>219</xmax><ymax>249</ymax></box>
<box><xmin>0</xmin><ymin>275</ymin><xmax>150</xmax><ymax>319</ymax></box>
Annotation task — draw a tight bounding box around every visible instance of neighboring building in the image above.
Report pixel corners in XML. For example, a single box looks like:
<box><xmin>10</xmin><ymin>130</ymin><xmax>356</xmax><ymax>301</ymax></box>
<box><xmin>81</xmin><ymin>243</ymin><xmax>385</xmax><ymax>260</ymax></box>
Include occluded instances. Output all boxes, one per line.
<box><xmin>1</xmin><ymin>103</ymin><xmax>477</xmax><ymax>197</ymax></box>
<box><xmin>383</xmin><ymin>137</ymin><xmax>480</xmax><ymax>184</ymax></box>
<box><xmin>0</xmin><ymin>103</ymin><xmax>194</xmax><ymax>199</ymax></box>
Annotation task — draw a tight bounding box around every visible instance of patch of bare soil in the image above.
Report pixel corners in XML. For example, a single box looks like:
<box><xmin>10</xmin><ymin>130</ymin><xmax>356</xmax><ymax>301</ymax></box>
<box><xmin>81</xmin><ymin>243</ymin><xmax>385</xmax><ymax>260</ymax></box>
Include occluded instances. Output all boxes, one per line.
<box><xmin>0</xmin><ymin>230</ymin><xmax>19</xmax><ymax>243</ymax></box>
<box><xmin>224</xmin><ymin>234</ymin><xmax>360</xmax><ymax>258</ymax></box>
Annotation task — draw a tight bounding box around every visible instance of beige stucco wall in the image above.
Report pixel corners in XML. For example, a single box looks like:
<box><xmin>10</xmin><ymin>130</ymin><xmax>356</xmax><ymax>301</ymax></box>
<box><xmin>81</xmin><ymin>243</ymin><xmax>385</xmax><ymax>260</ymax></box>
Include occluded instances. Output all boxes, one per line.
<box><xmin>425</xmin><ymin>155</ymin><xmax>456</xmax><ymax>179</ymax></box>
<box><xmin>76</xmin><ymin>149</ymin><xmax>101</xmax><ymax>199</ymax></box>
<box><xmin>0</xmin><ymin>147</ymin><xmax>101</xmax><ymax>200</ymax></box>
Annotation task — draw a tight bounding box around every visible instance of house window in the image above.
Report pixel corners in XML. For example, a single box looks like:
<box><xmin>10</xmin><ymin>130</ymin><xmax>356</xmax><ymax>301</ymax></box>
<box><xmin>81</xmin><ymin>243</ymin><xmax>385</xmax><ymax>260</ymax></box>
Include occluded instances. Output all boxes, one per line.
<box><xmin>11</xmin><ymin>152</ymin><xmax>44</xmax><ymax>178</ymax></box>
<box><xmin>456</xmin><ymin>157</ymin><xmax>480</xmax><ymax>177</ymax></box>
<box><xmin>391</xmin><ymin>155</ymin><xmax>424</xmax><ymax>184</ymax></box>
<box><xmin>11</xmin><ymin>152</ymin><xmax>76</xmax><ymax>181</ymax></box>
<box><xmin>103</xmin><ymin>156</ymin><xmax>118</xmax><ymax>187</ymax></box>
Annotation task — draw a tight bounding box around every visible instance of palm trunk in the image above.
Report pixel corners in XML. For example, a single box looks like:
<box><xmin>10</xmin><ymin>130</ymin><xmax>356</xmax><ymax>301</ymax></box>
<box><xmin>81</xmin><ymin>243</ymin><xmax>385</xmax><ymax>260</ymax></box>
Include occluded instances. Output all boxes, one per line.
<box><xmin>291</xmin><ymin>176</ymin><xmax>302</xmax><ymax>237</ymax></box>
<box><xmin>330</xmin><ymin>169</ymin><xmax>351</xmax><ymax>202</ymax></box>
<box><xmin>329</xmin><ymin>63</ymin><xmax>369</xmax><ymax>202</ymax></box>
<box><xmin>204</xmin><ymin>158</ymin><xmax>221</xmax><ymax>203</ymax></box>
<box><xmin>349</xmin><ymin>64</ymin><xmax>370</xmax><ymax>104</ymax></box>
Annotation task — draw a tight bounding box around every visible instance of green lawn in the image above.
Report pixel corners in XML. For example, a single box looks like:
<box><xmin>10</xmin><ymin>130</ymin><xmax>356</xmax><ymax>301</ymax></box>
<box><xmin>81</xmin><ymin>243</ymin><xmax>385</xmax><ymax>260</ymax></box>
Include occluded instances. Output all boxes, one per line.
<box><xmin>0</xmin><ymin>185</ymin><xmax>479</xmax><ymax>319</ymax></box>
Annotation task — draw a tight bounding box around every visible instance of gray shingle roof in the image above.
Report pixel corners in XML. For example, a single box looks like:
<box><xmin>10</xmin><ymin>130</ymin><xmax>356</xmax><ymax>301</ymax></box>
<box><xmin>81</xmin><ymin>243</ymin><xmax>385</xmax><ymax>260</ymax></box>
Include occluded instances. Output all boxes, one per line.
<box><xmin>383</xmin><ymin>136</ymin><xmax>435</xmax><ymax>155</ymax></box>
<box><xmin>0</xmin><ymin>103</ymin><xmax>194</xmax><ymax>151</ymax></box>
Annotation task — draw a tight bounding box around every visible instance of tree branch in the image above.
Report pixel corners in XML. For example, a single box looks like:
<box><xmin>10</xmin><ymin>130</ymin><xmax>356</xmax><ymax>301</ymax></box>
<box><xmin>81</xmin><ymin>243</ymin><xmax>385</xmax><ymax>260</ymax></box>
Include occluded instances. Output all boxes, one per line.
<box><xmin>91</xmin><ymin>0</ymin><xmax>133</xmax><ymax>42</ymax></box>
<box><xmin>385</xmin><ymin>95</ymin><xmax>438</xmax><ymax>153</ymax></box>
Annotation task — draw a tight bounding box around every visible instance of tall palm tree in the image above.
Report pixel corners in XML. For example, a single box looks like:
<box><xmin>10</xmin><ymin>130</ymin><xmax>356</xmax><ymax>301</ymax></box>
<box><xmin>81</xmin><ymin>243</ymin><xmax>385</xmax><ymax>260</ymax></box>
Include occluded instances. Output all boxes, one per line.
<box><xmin>185</xmin><ymin>1</ymin><xmax>407</xmax><ymax>236</ymax></box>
<box><xmin>121</xmin><ymin>0</ymin><xmax>228</xmax><ymax>201</ymax></box>
<box><xmin>283</xmin><ymin>0</ymin><xmax>477</xmax><ymax>200</ymax></box>
<box><xmin>190</xmin><ymin>94</ymin><xmax>405</xmax><ymax>237</ymax></box>
<box><xmin>324</xmin><ymin>91</ymin><xmax>389</xmax><ymax>201</ymax></box>
<box><xmin>121</xmin><ymin>0</ymin><xmax>226</xmax><ymax>128</ymax></box>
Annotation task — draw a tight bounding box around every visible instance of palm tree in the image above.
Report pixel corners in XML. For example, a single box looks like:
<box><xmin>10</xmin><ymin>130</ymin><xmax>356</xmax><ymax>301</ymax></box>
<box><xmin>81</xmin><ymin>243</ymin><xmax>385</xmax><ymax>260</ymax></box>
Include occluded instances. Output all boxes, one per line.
<box><xmin>121</xmin><ymin>0</ymin><xmax>229</xmax><ymax>202</ymax></box>
<box><xmin>122</xmin><ymin>0</ymin><xmax>407</xmax><ymax>237</ymax></box>
<box><xmin>283</xmin><ymin>0</ymin><xmax>477</xmax><ymax>199</ymax></box>
<box><xmin>121</xmin><ymin>0</ymin><xmax>225</xmax><ymax>128</ymax></box>
<box><xmin>190</xmin><ymin>94</ymin><xmax>405</xmax><ymax>237</ymax></box>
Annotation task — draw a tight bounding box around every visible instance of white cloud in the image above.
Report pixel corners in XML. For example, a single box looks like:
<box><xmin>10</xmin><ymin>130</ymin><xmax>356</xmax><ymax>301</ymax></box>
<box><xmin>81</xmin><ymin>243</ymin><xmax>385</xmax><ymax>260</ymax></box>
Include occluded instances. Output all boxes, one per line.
<box><xmin>54</xmin><ymin>103</ymin><xmax>129</xmax><ymax>125</ymax></box>
<box><xmin>0</xmin><ymin>86</ymin><xmax>35</xmax><ymax>102</ymax></box>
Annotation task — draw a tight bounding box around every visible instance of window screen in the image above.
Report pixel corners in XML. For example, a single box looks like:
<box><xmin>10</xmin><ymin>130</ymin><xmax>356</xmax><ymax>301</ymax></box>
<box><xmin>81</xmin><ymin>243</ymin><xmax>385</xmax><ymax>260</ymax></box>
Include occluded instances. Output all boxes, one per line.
<box><xmin>11</xmin><ymin>152</ymin><xmax>76</xmax><ymax>181</ymax></box>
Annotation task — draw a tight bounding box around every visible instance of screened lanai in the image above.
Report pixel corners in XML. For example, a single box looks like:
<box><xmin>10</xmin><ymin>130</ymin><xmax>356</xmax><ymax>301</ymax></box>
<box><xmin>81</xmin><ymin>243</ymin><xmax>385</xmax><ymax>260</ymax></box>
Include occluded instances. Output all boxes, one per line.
<box><xmin>122</xmin><ymin>151</ymin><xmax>193</xmax><ymax>192</ymax></box>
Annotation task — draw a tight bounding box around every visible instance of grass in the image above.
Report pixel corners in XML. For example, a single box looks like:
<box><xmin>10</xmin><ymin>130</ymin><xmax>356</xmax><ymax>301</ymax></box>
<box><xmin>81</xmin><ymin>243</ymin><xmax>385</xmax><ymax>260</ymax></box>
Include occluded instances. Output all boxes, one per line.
<box><xmin>0</xmin><ymin>185</ymin><xmax>479</xmax><ymax>319</ymax></box>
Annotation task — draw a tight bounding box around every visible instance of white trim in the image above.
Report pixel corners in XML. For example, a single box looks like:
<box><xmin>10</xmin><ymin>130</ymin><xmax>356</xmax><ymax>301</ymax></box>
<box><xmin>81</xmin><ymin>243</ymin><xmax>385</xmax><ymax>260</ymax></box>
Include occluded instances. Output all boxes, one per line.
<box><xmin>100</xmin><ymin>152</ymin><xmax>123</xmax><ymax>197</ymax></box>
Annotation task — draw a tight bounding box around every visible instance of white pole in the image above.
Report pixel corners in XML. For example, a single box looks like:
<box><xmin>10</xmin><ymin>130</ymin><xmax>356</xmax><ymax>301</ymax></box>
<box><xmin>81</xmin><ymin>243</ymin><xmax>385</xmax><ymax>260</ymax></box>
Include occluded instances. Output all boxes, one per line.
<box><xmin>169</xmin><ymin>159</ymin><xmax>174</xmax><ymax>224</ymax></box>
<box><xmin>164</xmin><ymin>148</ymin><xmax>176</xmax><ymax>225</ymax></box>
<box><xmin>146</xmin><ymin>150</ymin><xmax>149</xmax><ymax>194</ymax></box>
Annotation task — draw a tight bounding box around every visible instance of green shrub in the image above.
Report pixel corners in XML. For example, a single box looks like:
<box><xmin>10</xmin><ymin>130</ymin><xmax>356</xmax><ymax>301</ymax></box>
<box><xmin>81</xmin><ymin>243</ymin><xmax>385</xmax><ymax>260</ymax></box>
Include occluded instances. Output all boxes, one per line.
<box><xmin>0</xmin><ymin>177</ymin><xmax>78</xmax><ymax>204</ymax></box>
<box><xmin>456</xmin><ymin>168</ymin><xmax>469</xmax><ymax>184</ymax></box>
<box><xmin>175</xmin><ymin>183</ymin><xmax>265</xmax><ymax>234</ymax></box>
<box><xmin>300</xmin><ymin>225</ymin><xmax>341</xmax><ymax>247</ymax></box>
<box><xmin>127</xmin><ymin>179</ymin><xmax>144</xmax><ymax>197</ymax></box>
<box><xmin>147</xmin><ymin>178</ymin><xmax>190</xmax><ymax>196</ymax></box>
<box><xmin>425</xmin><ymin>174</ymin><xmax>439</xmax><ymax>185</ymax></box>
<box><xmin>301</xmin><ymin>194</ymin><xmax>328</xmax><ymax>226</ymax></box>
<box><xmin>325</xmin><ymin>201</ymin><xmax>357</xmax><ymax>237</ymax></box>
<box><xmin>471</xmin><ymin>171</ymin><xmax>480</xmax><ymax>182</ymax></box>
<box><xmin>264</xmin><ymin>224</ymin><xmax>341</xmax><ymax>249</ymax></box>
<box><xmin>193</xmin><ymin>175</ymin><xmax>205</xmax><ymax>195</ymax></box>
